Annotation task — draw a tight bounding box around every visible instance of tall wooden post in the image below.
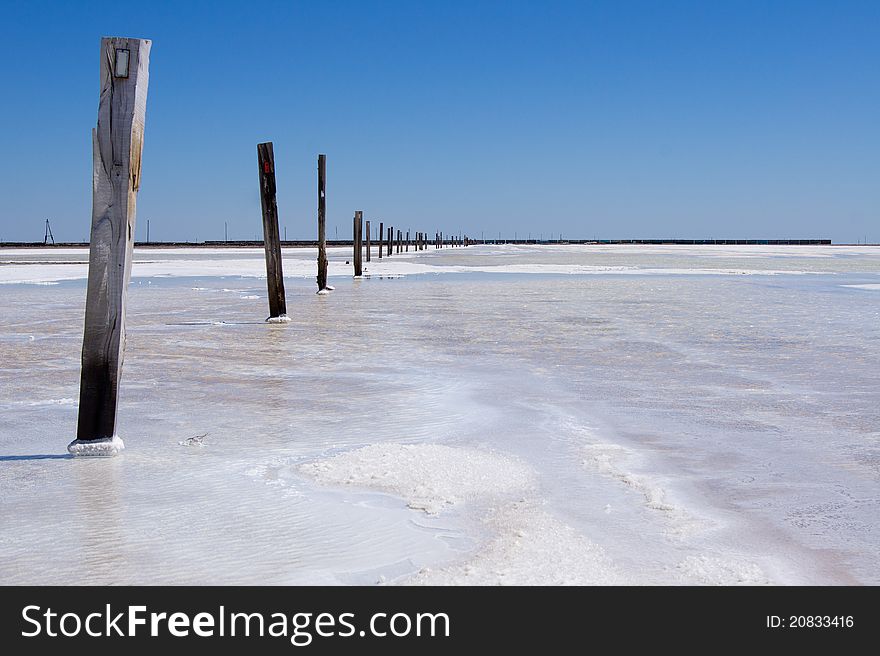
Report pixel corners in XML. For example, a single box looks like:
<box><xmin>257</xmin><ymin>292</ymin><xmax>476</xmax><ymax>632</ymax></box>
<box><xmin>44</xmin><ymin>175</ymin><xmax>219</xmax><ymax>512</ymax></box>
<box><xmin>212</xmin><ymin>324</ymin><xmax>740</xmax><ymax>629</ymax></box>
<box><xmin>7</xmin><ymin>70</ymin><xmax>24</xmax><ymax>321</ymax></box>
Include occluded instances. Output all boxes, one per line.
<box><xmin>353</xmin><ymin>211</ymin><xmax>363</xmax><ymax>276</ymax></box>
<box><xmin>379</xmin><ymin>221</ymin><xmax>383</xmax><ymax>258</ymax></box>
<box><xmin>396</xmin><ymin>229</ymin><xmax>401</xmax><ymax>253</ymax></box>
<box><xmin>70</xmin><ymin>37</ymin><xmax>151</xmax><ymax>456</ymax></box>
<box><xmin>317</xmin><ymin>153</ymin><xmax>329</xmax><ymax>293</ymax></box>
<box><xmin>257</xmin><ymin>142</ymin><xmax>289</xmax><ymax>322</ymax></box>
<box><xmin>387</xmin><ymin>226</ymin><xmax>393</xmax><ymax>257</ymax></box>
<box><xmin>365</xmin><ymin>220</ymin><xmax>371</xmax><ymax>262</ymax></box>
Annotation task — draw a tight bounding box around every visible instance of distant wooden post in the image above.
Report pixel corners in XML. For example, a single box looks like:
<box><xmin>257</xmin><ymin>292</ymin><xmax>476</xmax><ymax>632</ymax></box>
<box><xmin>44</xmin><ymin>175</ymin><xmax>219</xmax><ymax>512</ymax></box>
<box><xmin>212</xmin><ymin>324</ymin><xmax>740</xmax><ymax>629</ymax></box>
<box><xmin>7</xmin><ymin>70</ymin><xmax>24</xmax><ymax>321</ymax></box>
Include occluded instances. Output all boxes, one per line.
<box><xmin>379</xmin><ymin>221</ymin><xmax>384</xmax><ymax>258</ymax></box>
<box><xmin>387</xmin><ymin>226</ymin><xmax>393</xmax><ymax>257</ymax></box>
<box><xmin>396</xmin><ymin>229</ymin><xmax>401</xmax><ymax>253</ymax></box>
<box><xmin>406</xmin><ymin>230</ymin><xmax>410</xmax><ymax>252</ymax></box>
<box><xmin>353</xmin><ymin>211</ymin><xmax>363</xmax><ymax>276</ymax></box>
<box><xmin>257</xmin><ymin>142</ymin><xmax>289</xmax><ymax>321</ymax></box>
<box><xmin>70</xmin><ymin>37</ymin><xmax>151</xmax><ymax>456</ymax></box>
<box><xmin>365</xmin><ymin>220</ymin><xmax>371</xmax><ymax>262</ymax></box>
<box><xmin>317</xmin><ymin>153</ymin><xmax>329</xmax><ymax>292</ymax></box>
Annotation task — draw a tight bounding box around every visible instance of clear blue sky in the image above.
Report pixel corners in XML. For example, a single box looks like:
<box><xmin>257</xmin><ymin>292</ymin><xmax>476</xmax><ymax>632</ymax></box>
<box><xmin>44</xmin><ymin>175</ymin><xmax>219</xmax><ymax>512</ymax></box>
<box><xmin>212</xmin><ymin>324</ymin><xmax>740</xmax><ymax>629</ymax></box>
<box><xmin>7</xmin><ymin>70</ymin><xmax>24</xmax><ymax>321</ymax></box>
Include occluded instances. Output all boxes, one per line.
<box><xmin>0</xmin><ymin>0</ymin><xmax>877</xmax><ymax>243</ymax></box>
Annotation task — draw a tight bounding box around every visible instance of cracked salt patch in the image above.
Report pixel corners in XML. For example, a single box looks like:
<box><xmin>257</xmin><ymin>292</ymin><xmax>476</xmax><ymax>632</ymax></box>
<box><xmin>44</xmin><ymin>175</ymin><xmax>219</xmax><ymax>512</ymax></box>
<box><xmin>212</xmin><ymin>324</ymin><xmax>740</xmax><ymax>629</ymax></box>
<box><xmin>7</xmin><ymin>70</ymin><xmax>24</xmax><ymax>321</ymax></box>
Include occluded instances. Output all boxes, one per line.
<box><xmin>406</xmin><ymin>502</ymin><xmax>629</xmax><ymax>585</ymax></box>
<box><xmin>300</xmin><ymin>443</ymin><xmax>629</xmax><ymax>585</ymax></box>
<box><xmin>300</xmin><ymin>443</ymin><xmax>535</xmax><ymax>514</ymax></box>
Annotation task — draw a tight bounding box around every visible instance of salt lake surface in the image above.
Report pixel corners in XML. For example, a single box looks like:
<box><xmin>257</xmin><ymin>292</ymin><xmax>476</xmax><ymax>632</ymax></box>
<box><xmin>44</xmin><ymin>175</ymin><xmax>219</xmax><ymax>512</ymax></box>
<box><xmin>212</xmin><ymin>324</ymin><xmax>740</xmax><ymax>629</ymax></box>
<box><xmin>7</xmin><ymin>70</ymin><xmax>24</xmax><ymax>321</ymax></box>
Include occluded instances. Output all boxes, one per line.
<box><xmin>1</xmin><ymin>244</ymin><xmax>878</xmax><ymax>584</ymax></box>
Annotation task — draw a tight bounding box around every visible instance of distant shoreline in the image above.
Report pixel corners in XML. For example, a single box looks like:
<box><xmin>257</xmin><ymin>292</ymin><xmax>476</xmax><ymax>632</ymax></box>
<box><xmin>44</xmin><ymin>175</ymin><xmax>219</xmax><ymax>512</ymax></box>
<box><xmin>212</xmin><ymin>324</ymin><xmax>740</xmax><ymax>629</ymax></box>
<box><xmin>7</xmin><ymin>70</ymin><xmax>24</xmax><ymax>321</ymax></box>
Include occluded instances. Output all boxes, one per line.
<box><xmin>0</xmin><ymin>239</ymin><xmax>841</xmax><ymax>249</ymax></box>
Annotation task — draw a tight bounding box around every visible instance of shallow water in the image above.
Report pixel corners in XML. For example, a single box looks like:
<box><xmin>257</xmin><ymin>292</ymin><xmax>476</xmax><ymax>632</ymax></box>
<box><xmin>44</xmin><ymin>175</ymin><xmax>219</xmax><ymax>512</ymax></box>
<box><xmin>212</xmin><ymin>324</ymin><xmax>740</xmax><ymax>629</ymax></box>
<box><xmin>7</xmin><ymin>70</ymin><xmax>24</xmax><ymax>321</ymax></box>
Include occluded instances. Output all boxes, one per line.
<box><xmin>1</xmin><ymin>245</ymin><xmax>878</xmax><ymax>584</ymax></box>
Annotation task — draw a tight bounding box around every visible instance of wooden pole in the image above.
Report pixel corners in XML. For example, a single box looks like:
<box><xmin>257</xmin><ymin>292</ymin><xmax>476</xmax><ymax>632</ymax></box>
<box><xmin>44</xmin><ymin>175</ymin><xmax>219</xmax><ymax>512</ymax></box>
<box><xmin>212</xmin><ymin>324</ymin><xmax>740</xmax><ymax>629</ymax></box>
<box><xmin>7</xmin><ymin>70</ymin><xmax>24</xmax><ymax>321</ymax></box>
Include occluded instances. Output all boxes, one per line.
<box><xmin>317</xmin><ymin>153</ymin><xmax>329</xmax><ymax>292</ymax></box>
<box><xmin>257</xmin><ymin>142</ymin><xmax>289</xmax><ymax>322</ymax></box>
<box><xmin>397</xmin><ymin>229</ymin><xmax>401</xmax><ymax>253</ymax></box>
<box><xmin>365</xmin><ymin>219</ymin><xmax>371</xmax><ymax>262</ymax></box>
<box><xmin>406</xmin><ymin>230</ymin><xmax>409</xmax><ymax>252</ymax></box>
<box><xmin>353</xmin><ymin>210</ymin><xmax>363</xmax><ymax>276</ymax></box>
<box><xmin>387</xmin><ymin>226</ymin><xmax>393</xmax><ymax>257</ymax></box>
<box><xmin>379</xmin><ymin>221</ymin><xmax>383</xmax><ymax>258</ymax></box>
<box><xmin>70</xmin><ymin>37</ymin><xmax>151</xmax><ymax>456</ymax></box>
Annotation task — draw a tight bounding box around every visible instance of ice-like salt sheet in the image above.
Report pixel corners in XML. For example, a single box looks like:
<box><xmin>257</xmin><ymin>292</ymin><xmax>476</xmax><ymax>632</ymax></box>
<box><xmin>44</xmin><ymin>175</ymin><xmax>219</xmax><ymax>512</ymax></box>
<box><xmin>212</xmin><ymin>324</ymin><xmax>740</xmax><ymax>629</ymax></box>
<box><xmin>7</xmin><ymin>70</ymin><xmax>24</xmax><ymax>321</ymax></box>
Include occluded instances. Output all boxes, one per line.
<box><xmin>2</xmin><ymin>244</ymin><xmax>880</xmax><ymax>585</ymax></box>
<box><xmin>4</xmin><ymin>244</ymin><xmax>880</xmax><ymax>285</ymax></box>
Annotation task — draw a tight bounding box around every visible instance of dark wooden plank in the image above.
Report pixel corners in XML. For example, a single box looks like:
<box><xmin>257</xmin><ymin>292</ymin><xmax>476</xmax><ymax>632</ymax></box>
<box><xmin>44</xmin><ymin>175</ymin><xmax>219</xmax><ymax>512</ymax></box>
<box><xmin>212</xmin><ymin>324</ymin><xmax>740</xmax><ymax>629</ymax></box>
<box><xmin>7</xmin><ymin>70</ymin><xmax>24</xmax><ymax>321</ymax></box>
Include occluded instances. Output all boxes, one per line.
<box><xmin>365</xmin><ymin>219</ymin><xmax>371</xmax><ymax>262</ymax></box>
<box><xmin>257</xmin><ymin>142</ymin><xmax>289</xmax><ymax>321</ymax></box>
<box><xmin>317</xmin><ymin>153</ymin><xmax>329</xmax><ymax>292</ymax></box>
<box><xmin>353</xmin><ymin>210</ymin><xmax>363</xmax><ymax>276</ymax></box>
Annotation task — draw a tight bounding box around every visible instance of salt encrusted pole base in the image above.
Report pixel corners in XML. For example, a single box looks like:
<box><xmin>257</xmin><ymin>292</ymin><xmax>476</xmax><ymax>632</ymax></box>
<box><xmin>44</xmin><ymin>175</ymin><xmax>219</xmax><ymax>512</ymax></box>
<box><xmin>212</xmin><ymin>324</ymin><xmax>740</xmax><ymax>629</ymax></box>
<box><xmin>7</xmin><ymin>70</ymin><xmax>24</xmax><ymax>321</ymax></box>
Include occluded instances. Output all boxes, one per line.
<box><xmin>266</xmin><ymin>315</ymin><xmax>292</xmax><ymax>323</ymax></box>
<box><xmin>67</xmin><ymin>436</ymin><xmax>125</xmax><ymax>456</ymax></box>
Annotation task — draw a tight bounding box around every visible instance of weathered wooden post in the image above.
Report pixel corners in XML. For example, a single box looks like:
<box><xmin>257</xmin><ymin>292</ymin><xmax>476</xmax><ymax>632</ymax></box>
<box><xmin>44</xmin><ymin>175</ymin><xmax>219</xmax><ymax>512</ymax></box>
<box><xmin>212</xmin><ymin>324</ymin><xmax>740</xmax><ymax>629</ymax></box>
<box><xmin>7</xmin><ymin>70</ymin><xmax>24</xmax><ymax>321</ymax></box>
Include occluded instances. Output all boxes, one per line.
<box><xmin>365</xmin><ymin>219</ymin><xmax>371</xmax><ymax>262</ymax></box>
<box><xmin>378</xmin><ymin>221</ymin><xmax>384</xmax><ymax>258</ymax></box>
<box><xmin>316</xmin><ymin>153</ymin><xmax>329</xmax><ymax>293</ymax></box>
<box><xmin>396</xmin><ymin>229</ymin><xmax>401</xmax><ymax>253</ymax></box>
<box><xmin>406</xmin><ymin>230</ymin><xmax>410</xmax><ymax>252</ymax></box>
<box><xmin>353</xmin><ymin>210</ymin><xmax>363</xmax><ymax>276</ymax></box>
<box><xmin>257</xmin><ymin>142</ymin><xmax>290</xmax><ymax>322</ymax></box>
<box><xmin>387</xmin><ymin>226</ymin><xmax>393</xmax><ymax>257</ymax></box>
<box><xmin>69</xmin><ymin>37</ymin><xmax>151</xmax><ymax>456</ymax></box>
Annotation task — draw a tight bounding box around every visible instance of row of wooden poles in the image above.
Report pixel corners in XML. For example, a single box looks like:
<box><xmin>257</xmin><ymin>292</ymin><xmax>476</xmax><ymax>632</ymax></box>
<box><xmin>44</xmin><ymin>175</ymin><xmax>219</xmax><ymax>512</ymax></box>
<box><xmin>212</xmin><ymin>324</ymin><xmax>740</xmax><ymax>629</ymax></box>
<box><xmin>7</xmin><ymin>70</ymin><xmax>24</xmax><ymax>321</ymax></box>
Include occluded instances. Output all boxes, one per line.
<box><xmin>69</xmin><ymin>36</ymin><xmax>470</xmax><ymax>455</ymax></box>
<box><xmin>263</xmin><ymin>147</ymin><xmax>470</xmax><ymax>319</ymax></box>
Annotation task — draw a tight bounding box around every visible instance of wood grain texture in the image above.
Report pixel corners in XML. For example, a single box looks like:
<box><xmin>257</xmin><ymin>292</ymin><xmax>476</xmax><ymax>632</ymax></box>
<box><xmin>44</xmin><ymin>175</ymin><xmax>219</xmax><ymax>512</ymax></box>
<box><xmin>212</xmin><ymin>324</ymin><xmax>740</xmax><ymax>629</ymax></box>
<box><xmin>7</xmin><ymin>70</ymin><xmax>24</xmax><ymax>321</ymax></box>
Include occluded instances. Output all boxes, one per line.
<box><xmin>317</xmin><ymin>154</ymin><xmax>328</xmax><ymax>291</ymax></box>
<box><xmin>75</xmin><ymin>37</ymin><xmax>151</xmax><ymax>444</ymax></box>
<box><xmin>257</xmin><ymin>142</ymin><xmax>287</xmax><ymax>318</ymax></box>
